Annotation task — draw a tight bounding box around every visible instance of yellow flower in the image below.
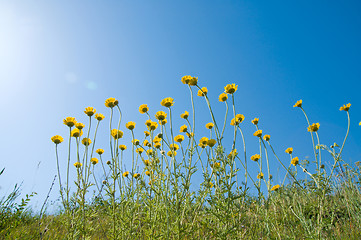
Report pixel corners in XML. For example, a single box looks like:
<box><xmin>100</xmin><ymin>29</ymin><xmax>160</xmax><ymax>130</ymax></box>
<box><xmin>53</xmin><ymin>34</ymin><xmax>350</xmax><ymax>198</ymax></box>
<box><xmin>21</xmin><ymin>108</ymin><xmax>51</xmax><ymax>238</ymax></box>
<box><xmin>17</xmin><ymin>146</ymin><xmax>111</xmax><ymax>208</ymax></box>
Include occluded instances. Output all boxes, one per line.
<box><xmin>206</xmin><ymin>122</ymin><xmax>214</xmax><ymax>129</ymax></box>
<box><xmin>197</xmin><ymin>87</ymin><xmax>208</xmax><ymax>97</ymax></box>
<box><xmin>181</xmin><ymin>75</ymin><xmax>192</xmax><ymax>84</ymax></box>
<box><xmin>207</xmin><ymin>139</ymin><xmax>217</xmax><ymax>147</ymax></box>
<box><xmin>159</xmin><ymin>119</ymin><xmax>167</xmax><ymax>125</ymax></box>
<box><xmin>126</xmin><ymin>121</ymin><xmax>136</xmax><ymax>130</ymax></box>
<box><xmin>180</xmin><ymin>111</ymin><xmax>189</xmax><ymax>119</ymax></box>
<box><xmin>257</xmin><ymin>172</ymin><xmax>264</xmax><ymax>179</ymax></box>
<box><xmin>51</xmin><ymin>135</ymin><xmax>63</xmax><ymax>144</ymax></box>
<box><xmin>144</xmin><ymin>160</ymin><xmax>150</xmax><ymax>166</ymax></box>
<box><xmin>145</xmin><ymin>170</ymin><xmax>151</xmax><ymax>176</ymax></box>
<box><xmin>251</xmin><ymin>118</ymin><xmax>259</xmax><ymax>125</ymax></box>
<box><xmin>96</xmin><ymin>149</ymin><xmax>104</xmax><ymax>155</ymax></box>
<box><xmin>133</xmin><ymin>173</ymin><xmax>140</xmax><ymax>178</ymax></box>
<box><xmin>136</xmin><ymin>148</ymin><xmax>144</xmax><ymax>154</ymax></box>
<box><xmin>105</xmin><ymin>97</ymin><xmax>118</xmax><ymax>108</ymax></box>
<box><xmin>74</xmin><ymin>162</ymin><xmax>82</xmax><ymax>168</ymax></box>
<box><xmin>111</xmin><ymin>129</ymin><xmax>123</xmax><ymax>139</ymax></box>
<box><xmin>263</xmin><ymin>135</ymin><xmax>270</xmax><ymax>141</ymax></box>
<box><xmin>230</xmin><ymin>114</ymin><xmax>245</xmax><ymax>126</ymax></box>
<box><xmin>144</xmin><ymin>131</ymin><xmax>150</xmax><ymax>137</ymax></box>
<box><xmin>132</xmin><ymin>139</ymin><xmax>140</xmax><ymax>145</ymax></box>
<box><xmin>291</xmin><ymin>157</ymin><xmax>299</xmax><ymax>166</ymax></box>
<box><xmin>123</xmin><ymin>171</ymin><xmax>129</xmax><ymax>177</ymax></box>
<box><xmin>95</xmin><ymin>113</ymin><xmax>105</xmax><ymax>121</ymax></box>
<box><xmin>153</xmin><ymin>136</ymin><xmax>161</xmax><ymax>143</ymax></box>
<box><xmin>251</xmin><ymin>154</ymin><xmax>260</xmax><ymax>161</ymax></box>
<box><xmin>84</xmin><ymin>107</ymin><xmax>96</xmax><ymax>116</ymax></box>
<box><xmin>91</xmin><ymin>158</ymin><xmax>99</xmax><ymax>165</ymax></box>
<box><xmin>149</xmin><ymin>121</ymin><xmax>158</xmax><ymax>131</ymax></box>
<box><xmin>75</xmin><ymin>123</ymin><xmax>85</xmax><ymax>129</ymax></box>
<box><xmin>293</xmin><ymin>99</ymin><xmax>302</xmax><ymax>108</ymax></box>
<box><xmin>285</xmin><ymin>147</ymin><xmax>293</xmax><ymax>154</ymax></box>
<box><xmin>198</xmin><ymin>143</ymin><xmax>207</xmax><ymax>148</ymax></box>
<box><xmin>147</xmin><ymin>149</ymin><xmax>153</xmax><ymax>155</ymax></box>
<box><xmin>228</xmin><ymin>149</ymin><xmax>238</xmax><ymax>159</ymax></box>
<box><xmin>154</xmin><ymin>142</ymin><xmax>161</xmax><ymax>149</ymax></box>
<box><xmin>143</xmin><ymin>140</ymin><xmax>151</xmax><ymax>147</ymax></box>
<box><xmin>359</xmin><ymin>121</ymin><xmax>361</xmax><ymax>126</ymax></box>
<box><xmin>307</xmin><ymin>123</ymin><xmax>320</xmax><ymax>132</ymax></box>
<box><xmin>155</xmin><ymin>111</ymin><xmax>167</xmax><ymax>120</ymax></box>
<box><xmin>339</xmin><ymin>103</ymin><xmax>351</xmax><ymax>111</ymax></box>
<box><xmin>139</xmin><ymin>104</ymin><xmax>149</xmax><ymax>114</ymax></box>
<box><xmin>253</xmin><ymin>130</ymin><xmax>262</xmax><ymax>137</ymax></box>
<box><xmin>169</xmin><ymin>144</ymin><xmax>179</xmax><ymax>151</ymax></box>
<box><xmin>224</xmin><ymin>83</ymin><xmax>238</xmax><ymax>94</ymax></box>
<box><xmin>271</xmin><ymin>185</ymin><xmax>280</xmax><ymax>191</ymax></box>
<box><xmin>188</xmin><ymin>77</ymin><xmax>198</xmax><ymax>86</ymax></box>
<box><xmin>218</xmin><ymin>93</ymin><xmax>228</xmax><ymax>102</ymax></box>
<box><xmin>82</xmin><ymin>138</ymin><xmax>92</xmax><ymax>146</ymax></box>
<box><xmin>213</xmin><ymin>162</ymin><xmax>221</xmax><ymax>168</ymax></box>
<box><xmin>180</xmin><ymin>125</ymin><xmax>188</xmax><ymax>133</ymax></box>
<box><xmin>145</xmin><ymin>119</ymin><xmax>152</xmax><ymax>127</ymax></box>
<box><xmin>63</xmin><ymin>117</ymin><xmax>77</xmax><ymax>127</ymax></box>
<box><xmin>199</xmin><ymin>137</ymin><xmax>209</xmax><ymax>145</ymax></box>
<box><xmin>161</xmin><ymin>97</ymin><xmax>174</xmax><ymax>108</ymax></box>
<box><xmin>167</xmin><ymin>151</ymin><xmax>177</xmax><ymax>157</ymax></box>
<box><xmin>119</xmin><ymin>145</ymin><xmax>127</xmax><ymax>151</ymax></box>
<box><xmin>186</xmin><ymin>132</ymin><xmax>194</xmax><ymax>138</ymax></box>
<box><xmin>71</xmin><ymin>128</ymin><xmax>83</xmax><ymax>138</ymax></box>
<box><xmin>174</xmin><ymin>135</ymin><xmax>184</xmax><ymax>143</ymax></box>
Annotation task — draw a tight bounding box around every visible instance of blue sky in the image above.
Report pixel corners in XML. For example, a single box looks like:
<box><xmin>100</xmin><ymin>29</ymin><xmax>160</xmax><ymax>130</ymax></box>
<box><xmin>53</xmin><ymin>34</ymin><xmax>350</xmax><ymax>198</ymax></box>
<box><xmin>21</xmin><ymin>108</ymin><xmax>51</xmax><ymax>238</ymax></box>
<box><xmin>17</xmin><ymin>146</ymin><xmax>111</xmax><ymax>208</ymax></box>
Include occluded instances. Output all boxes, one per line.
<box><xmin>0</xmin><ymin>0</ymin><xmax>360</xmax><ymax>211</ymax></box>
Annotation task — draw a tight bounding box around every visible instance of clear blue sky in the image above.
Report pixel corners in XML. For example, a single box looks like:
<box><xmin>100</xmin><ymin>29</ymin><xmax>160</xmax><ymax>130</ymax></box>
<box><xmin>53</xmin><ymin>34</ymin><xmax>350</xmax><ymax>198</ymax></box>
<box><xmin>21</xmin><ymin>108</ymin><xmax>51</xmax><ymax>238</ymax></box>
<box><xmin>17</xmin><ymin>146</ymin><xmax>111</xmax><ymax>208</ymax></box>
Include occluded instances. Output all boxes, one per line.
<box><xmin>1</xmin><ymin>0</ymin><xmax>360</xmax><ymax>211</ymax></box>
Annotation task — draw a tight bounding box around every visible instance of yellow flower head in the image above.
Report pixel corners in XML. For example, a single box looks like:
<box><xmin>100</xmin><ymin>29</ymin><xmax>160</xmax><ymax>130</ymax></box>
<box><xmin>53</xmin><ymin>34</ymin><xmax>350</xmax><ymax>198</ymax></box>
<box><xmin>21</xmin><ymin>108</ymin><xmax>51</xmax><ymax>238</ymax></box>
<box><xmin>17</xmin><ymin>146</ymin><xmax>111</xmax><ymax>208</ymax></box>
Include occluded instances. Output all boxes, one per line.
<box><xmin>174</xmin><ymin>135</ymin><xmax>185</xmax><ymax>143</ymax></box>
<box><xmin>197</xmin><ymin>87</ymin><xmax>208</xmax><ymax>97</ymax></box>
<box><xmin>224</xmin><ymin>83</ymin><xmax>238</xmax><ymax>94</ymax></box>
<box><xmin>51</xmin><ymin>135</ymin><xmax>64</xmax><ymax>144</ymax></box>
<box><xmin>180</xmin><ymin>125</ymin><xmax>188</xmax><ymax>133</ymax></box>
<box><xmin>257</xmin><ymin>172</ymin><xmax>264</xmax><ymax>179</ymax></box>
<box><xmin>143</xmin><ymin>140</ymin><xmax>151</xmax><ymax>147</ymax></box>
<box><xmin>159</xmin><ymin>119</ymin><xmax>166</xmax><ymax>125</ymax></box>
<box><xmin>199</xmin><ymin>137</ymin><xmax>209</xmax><ymax>145</ymax></box>
<box><xmin>188</xmin><ymin>77</ymin><xmax>198</xmax><ymax>86</ymax></box>
<box><xmin>95</xmin><ymin>113</ymin><xmax>105</xmax><ymax>121</ymax></box>
<box><xmin>253</xmin><ymin>130</ymin><xmax>262</xmax><ymax>137</ymax></box>
<box><xmin>123</xmin><ymin>171</ymin><xmax>129</xmax><ymax>177</ymax></box>
<box><xmin>133</xmin><ymin>173</ymin><xmax>140</xmax><ymax>179</ymax></box>
<box><xmin>136</xmin><ymin>148</ymin><xmax>144</xmax><ymax>154</ymax></box>
<box><xmin>96</xmin><ymin>149</ymin><xmax>104</xmax><ymax>155</ymax></box>
<box><xmin>126</xmin><ymin>121</ymin><xmax>136</xmax><ymax>130</ymax></box>
<box><xmin>132</xmin><ymin>139</ymin><xmax>140</xmax><ymax>145</ymax></box>
<box><xmin>218</xmin><ymin>93</ymin><xmax>228</xmax><ymax>102</ymax></box>
<box><xmin>143</xmin><ymin>159</ymin><xmax>150</xmax><ymax>166</ymax></box>
<box><xmin>154</xmin><ymin>142</ymin><xmax>161</xmax><ymax>149</ymax></box>
<box><xmin>71</xmin><ymin>128</ymin><xmax>83</xmax><ymax>138</ymax></box>
<box><xmin>307</xmin><ymin>123</ymin><xmax>320</xmax><ymax>132</ymax></box>
<box><xmin>111</xmin><ymin>129</ymin><xmax>123</xmax><ymax>139</ymax></box>
<box><xmin>181</xmin><ymin>75</ymin><xmax>192</xmax><ymax>84</ymax></box>
<box><xmin>231</xmin><ymin>114</ymin><xmax>245</xmax><ymax>126</ymax></box>
<box><xmin>291</xmin><ymin>157</ymin><xmax>299</xmax><ymax>166</ymax></box>
<box><xmin>75</xmin><ymin>123</ymin><xmax>85</xmax><ymax>130</ymax></box>
<box><xmin>271</xmin><ymin>184</ymin><xmax>280</xmax><ymax>191</ymax></box>
<box><xmin>82</xmin><ymin>138</ymin><xmax>92</xmax><ymax>146</ymax></box>
<box><xmin>169</xmin><ymin>143</ymin><xmax>179</xmax><ymax>151</ymax></box>
<box><xmin>153</xmin><ymin>136</ymin><xmax>161</xmax><ymax>143</ymax></box>
<box><xmin>285</xmin><ymin>147</ymin><xmax>293</xmax><ymax>154</ymax></box>
<box><xmin>206</xmin><ymin>122</ymin><xmax>214</xmax><ymax>129</ymax></box>
<box><xmin>359</xmin><ymin>121</ymin><xmax>361</xmax><ymax>126</ymax></box>
<box><xmin>228</xmin><ymin>149</ymin><xmax>238</xmax><ymax>159</ymax></box>
<box><xmin>84</xmin><ymin>107</ymin><xmax>96</xmax><ymax>117</ymax></box>
<box><xmin>198</xmin><ymin>142</ymin><xmax>207</xmax><ymax>148</ymax></box>
<box><xmin>147</xmin><ymin>149</ymin><xmax>153</xmax><ymax>155</ymax></box>
<box><xmin>74</xmin><ymin>162</ymin><xmax>82</xmax><ymax>168</ymax></box>
<box><xmin>251</xmin><ymin>118</ymin><xmax>259</xmax><ymax>125</ymax></box>
<box><xmin>161</xmin><ymin>97</ymin><xmax>174</xmax><ymax>108</ymax></box>
<box><xmin>144</xmin><ymin>131</ymin><xmax>150</xmax><ymax>137</ymax></box>
<box><xmin>91</xmin><ymin>158</ymin><xmax>99</xmax><ymax>165</ymax></box>
<box><xmin>293</xmin><ymin>99</ymin><xmax>302</xmax><ymax>108</ymax></box>
<box><xmin>339</xmin><ymin>103</ymin><xmax>351</xmax><ymax>111</ymax></box>
<box><xmin>63</xmin><ymin>117</ymin><xmax>77</xmax><ymax>127</ymax></box>
<box><xmin>251</xmin><ymin>154</ymin><xmax>260</xmax><ymax>162</ymax></box>
<box><xmin>149</xmin><ymin>121</ymin><xmax>158</xmax><ymax>131</ymax></box>
<box><xmin>263</xmin><ymin>135</ymin><xmax>270</xmax><ymax>141</ymax></box>
<box><xmin>186</xmin><ymin>132</ymin><xmax>194</xmax><ymax>138</ymax></box>
<box><xmin>213</xmin><ymin>162</ymin><xmax>221</xmax><ymax>168</ymax></box>
<box><xmin>155</xmin><ymin>111</ymin><xmax>167</xmax><ymax>120</ymax></box>
<box><xmin>139</xmin><ymin>104</ymin><xmax>149</xmax><ymax>114</ymax></box>
<box><xmin>119</xmin><ymin>144</ymin><xmax>127</xmax><ymax>151</ymax></box>
<box><xmin>145</xmin><ymin>119</ymin><xmax>152</xmax><ymax>127</ymax></box>
<box><xmin>105</xmin><ymin>97</ymin><xmax>118</xmax><ymax>108</ymax></box>
<box><xmin>145</xmin><ymin>170</ymin><xmax>151</xmax><ymax>176</ymax></box>
<box><xmin>167</xmin><ymin>150</ymin><xmax>177</xmax><ymax>157</ymax></box>
<box><xmin>207</xmin><ymin>139</ymin><xmax>217</xmax><ymax>148</ymax></box>
<box><xmin>180</xmin><ymin>111</ymin><xmax>189</xmax><ymax>119</ymax></box>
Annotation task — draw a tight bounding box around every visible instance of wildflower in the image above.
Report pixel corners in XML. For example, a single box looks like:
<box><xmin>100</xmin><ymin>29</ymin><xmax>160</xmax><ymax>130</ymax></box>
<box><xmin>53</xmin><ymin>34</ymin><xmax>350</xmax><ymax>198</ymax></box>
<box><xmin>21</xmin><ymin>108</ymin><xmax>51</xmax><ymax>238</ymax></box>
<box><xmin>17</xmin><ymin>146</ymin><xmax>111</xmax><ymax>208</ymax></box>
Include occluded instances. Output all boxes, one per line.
<box><xmin>339</xmin><ymin>103</ymin><xmax>351</xmax><ymax>111</ymax></box>
<box><xmin>159</xmin><ymin>119</ymin><xmax>167</xmax><ymax>125</ymax></box>
<box><xmin>144</xmin><ymin>160</ymin><xmax>150</xmax><ymax>166</ymax></box>
<box><xmin>157</xmin><ymin>133</ymin><xmax>163</xmax><ymax>139</ymax></box>
<box><xmin>119</xmin><ymin>145</ymin><xmax>127</xmax><ymax>151</ymax></box>
<box><xmin>285</xmin><ymin>147</ymin><xmax>293</xmax><ymax>154</ymax></box>
<box><xmin>147</xmin><ymin>149</ymin><xmax>153</xmax><ymax>155</ymax></box>
<box><xmin>180</xmin><ymin>125</ymin><xmax>188</xmax><ymax>133</ymax></box>
<box><xmin>144</xmin><ymin>131</ymin><xmax>150</xmax><ymax>137</ymax></box>
<box><xmin>291</xmin><ymin>157</ymin><xmax>299</xmax><ymax>166</ymax></box>
<box><xmin>359</xmin><ymin>121</ymin><xmax>361</xmax><ymax>126</ymax></box>
<box><xmin>251</xmin><ymin>118</ymin><xmax>259</xmax><ymax>125</ymax></box>
<box><xmin>231</xmin><ymin>114</ymin><xmax>245</xmax><ymax>126</ymax></box>
<box><xmin>224</xmin><ymin>83</ymin><xmax>238</xmax><ymax>94</ymax></box>
<box><xmin>63</xmin><ymin>117</ymin><xmax>76</xmax><ymax>127</ymax></box>
<box><xmin>132</xmin><ymin>139</ymin><xmax>140</xmax><ymax>145</ymax></box>
<box><xmin>167</xmin><ymin>151</ymin><xmax>177</xmax><ymax>157</ymax></box>
<box><xmin>84</xmin><ymin>107</ymin><xmax>96</xmax><ymax>116</ymax></box>
<box><xmin>188</xmin><ymin>76</ymin><xmax>198</xmax><ymax>86</ymax></box>
<box><xmin>153</xmin><ymin>136</ymin><xmax>161</xmax><ymax>143</ymax></box>
<box><xmin>71</xmin><ymin>128</ymin><xmax>83</xmax><ymax>138</ymax></box>
<box><xmin>257</xmin><ymin>173</ymin><xmax>264</xmax><ymax>179</ymax></box>
<box><xmin>123</xmin><ymin>171</ymin><xmax>129</xmax><ymax>177</ymax></box>
<box><xmin>186</xmin><ymin>132</ymin><xmax>194</xmax><ymax>138</ymax></box>
<box><xmin>105</xmin><ymin>97</ymin><xmax>118</xmax><ymax>108</ymax></box>
<box><xmin>95</xmin><ymin>113</ymin><xmax>105</xmax><ymax>121</ymax></box>
<box><xmin>75</xmin><ymin>123</ymin><xmax>85</xmax><ymax>130</ymax></box>
<box><xmin>91</xmin><ymin>158</ymin><xmax>98</xmax><ymax>165</ymax></box>
<box><xmin>139</xmin><ymin>104</ymin><xmax>149</xmax><ymax>114</ymax></box>
<box><xmin>206</xmin><ymin>122</ymin><xmax>214</xmax><ymax>129</ymax></box>
<box><xmin>111</xmin><ymin>129</ymin><xmax>123</xmax><ymax>139</ymax></box>
<box><xmin>308</xmin><ymin>123</ymin><xmax>320</xmax><ymax>132</ymax></box>
<box><xmin>251</xmin><ymin>154</ymin><xmax>260</xmax><ymax>161</ymax></box>
<box><xmin>228</xmin><ymin>149</ymin><xmax>238</xmax><ymax>159</ymax></box>
<box><xmin>293</xmin><ymin>100</ymin><xmax>302</xmax><ymax>108</ymax></box>
<box><xmin>82</xmin><ymin>138</ymin><xmax>91</xmax><ymax>146</ymax></box>
<box><xmin>263</xmin><ymin>135</ymin><xmax>270</xmax><ymax>141</ymax></box>
<box><xmin>74</xmin><ymin>162</ymin><xmax>82</xmax><ymax>168</ymax></box>
<box><xmin>209</xmin><ymin>182</ymin><xmax>214</xmax><ymax>188</ymax></box>
<box><xmin>181</xmin><ymin>75</ymin><xmax>192</xmax><ymax>84</ymax></box>
<box><xmin>143</xmin><ymin>140</ymin><xmax>151</xmax><ymax>147</ymax></box>
<box><xmin>145</xmin><ymin>119</ymin><xmax>152</xmax><ymax>127</ymax></box>
<box><xmin>106</xmin><ymin>160</ymin><xmax>111</xmax><ymax>165</ymax></box>
<box><xmin>199</xmin><ymin>137</ymin><xmax>209</xmax><ymax>145</ymax></box>
<box><xmin>180</xmin><ymin>111</ymin><xmax>189</xmax><ymax>119</ymax></box>
<box><xmin>207</xmin><ymin>139</ymin><xmax>217</xmax><ymax>148</ymax></box>
<box><xmin>154</xmin><ymin>142</ymin><xmax>161</xmax><ymax>149</ymax></box>
<box><xmin>253</xmin><ymin>130</ymin><xmax>262</xmax><ymax>137</ymax></box>
<box><xmin>197</xmin><ymin>87</ymin><xmax>208</xmax><ymax>97</ymax></box>
<box><xmin>149</xmin><ymin>121</ymin><xmax>158</xmax><ymax>131</ymax></box>
<box><xmin>271</xmin><ymin>185</ymin><xmax>280</xmax><ymax>191</ymax></box>
<box><xmin>213</xmin><ymin>162</ymin><xmax>221</xmax><ymax>168</ymax></box>
<box><xmin>51</xmin><ymin>135</ymin><xmax>63</xmax><ymax>144</ymax></box>
<box><xmin>96</xmin><ymin>149</ymin><xmax>104</xmax><ymax>155</ymax></box>
<box><xmin>169</xmin><ymin>144</ymin><xmax>179</xmax><ymax>151</ymax></box>
<box><xmin>155</xmin><ymin>111</ymin><xmax>167</xmax><ymax>120</ymax></box>
<box><xmin>126</xmin><ymin>121</ymin><xmax>136</xmax><ymax>130</ymax></box>
<box><xmin>136</xmin><ymin>148</ymin><xmax>144</xmax><ymax>154</ymax></box>
<box><xmin>145</xmin><ymin>171</ymin><xmax>151</xmax><ymax>176</ymax></box>
<box><xmin>161</xmin><ymin>97</ymin><xmax>174</xmax><ymax>108</ymax></box>
<box><xmin>198</xmin><ymin>142</ymin><xmax>207</xmax><ymax>148</ymax></box>
<box><xmin>133</xmin><ymin>173</ymin><xmax>140</xmax><ymax>178</ymax></box>
<box><xmin>218</xmin><ymin>93</ymin><xmax>228</xmax><ymax>102</ymax></box>
<box><xmin>174</xmin><ymin>135</ymin><xmax>184</xmax><ymax>143</ymax></box>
